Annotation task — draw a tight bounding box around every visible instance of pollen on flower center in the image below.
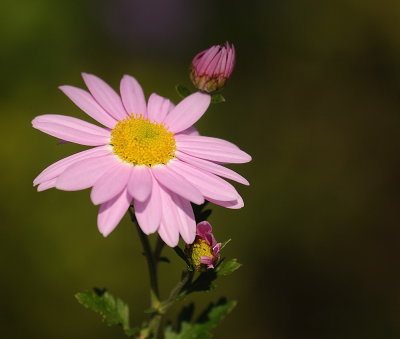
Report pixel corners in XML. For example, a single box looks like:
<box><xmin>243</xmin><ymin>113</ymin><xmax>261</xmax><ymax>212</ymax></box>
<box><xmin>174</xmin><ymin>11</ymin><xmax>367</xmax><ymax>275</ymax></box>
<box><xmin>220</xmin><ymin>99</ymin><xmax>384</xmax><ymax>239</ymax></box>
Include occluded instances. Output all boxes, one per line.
<box><xmin>190</xmin><ymin>239</ymin><xmax>214</xmax><ymax>270</ymax></box>
<box><xmin>110</xmin><ymin>114</ymin><xmax>176</xmax><ymax>167</ymax></box>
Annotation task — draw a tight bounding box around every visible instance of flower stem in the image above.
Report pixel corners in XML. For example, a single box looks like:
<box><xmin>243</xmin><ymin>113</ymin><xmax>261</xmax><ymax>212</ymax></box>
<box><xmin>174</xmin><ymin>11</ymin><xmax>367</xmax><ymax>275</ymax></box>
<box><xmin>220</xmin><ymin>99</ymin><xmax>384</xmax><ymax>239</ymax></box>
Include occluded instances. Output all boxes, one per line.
<box><xmin>159</xmin><ymin>270</ymin><xmax>194</xmax><ymax>314</ymax></box>
<box><xmin>129</xmin><ymin>207</ymin><xmax>195</xmax><ymax>338</ymax></box>
<box><xmin>129</xmin><ymin>207</ymin><xmax>162</xmax><ymax>338</ymax></box>
<box><xmin>135</xmin><ymin>223</ymin><xmax>160</xmax><ymax>307</ymax></box>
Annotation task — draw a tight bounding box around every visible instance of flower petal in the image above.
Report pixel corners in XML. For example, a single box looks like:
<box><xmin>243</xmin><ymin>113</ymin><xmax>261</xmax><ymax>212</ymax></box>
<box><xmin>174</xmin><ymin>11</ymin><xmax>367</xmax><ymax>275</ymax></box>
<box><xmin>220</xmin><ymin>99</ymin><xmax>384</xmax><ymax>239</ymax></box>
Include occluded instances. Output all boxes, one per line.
<box><xmin>37</xmin><ymin>178</ymin><xmax>57</xmax><ymax>192</ymax></box>
<box><xmin>34</xmin><ymin>146</ymin><xmax>111</xmax><ymax>186</ymax></box>
<box><xmin>32</xmin><ymin>115</ymin><xmax>110</xmax><ymax>146</ymax></box>
<box><xmin>98</xmin><ymin>189</ymin><xmax>131</xmax><ymax>237</ymax></box>
<box><xmin>205</xmin><ymin>48</ymin><xmax>223</xmax><ymax>74</ymax></box>
<box><xmin>197</xmin><ymin>221</ymin><xmax>212</xmax><ymax>235</ymax></box>
<box><xmin>168</xmin><ymin>160</ymin><xmax>238</xmax><ymax>201</ymax></box>
<box><xmin>163</xmin><ymin>92</ymin><xmax>211</xmax><ymax>133</ymax></box>
<box><xmin>120</xmin><ymin>74</ymin><xmax>147</xmax><ymax>116</ymax></box>
<box><xmin>158</xmin><ymin>221</ymin><xmax>179</xmax><ymax>247</ymax></box>
<box><xmin>170</xmin><ymin>192</ymin><xmax>196</xmax><ymax>244</ymax></box>
<box><xmin>56</xmin><ymin>155</ymin><xmax>116</xmax><ymax>191</ymax></box>
<box><xmin>157</xmin><ymin>187</ymin><xmax>180</xmax><ymax>247</ymax></box>
<box><xmin>151</xmin><ymin>165</ymin><xmax>204</xmax><ymax>205</ymax></box>
<box><xmin>175</xmin><ymin>134</ymin><xmax>239</xmax><ymax>150</ymax></box>
<box><xmin>176</xmin><ymin>126</ymin><xmax>199</xmax><ymax>136</ymax></box>
<box><xmin>128</xmin><ymin>166</ymin><xmax>152</xmax><ymax>202</ymax></box>
<box><xmin>207</xmin><ymin>194</ymin><xmax>244</xmax><ymax>209</ymax></box>
<box><xmin>91</xmin><ymin>163</ymin><xmax>131</xmax><ymax>205</ymax></box>
<box><xmin>176</xmin><ymin>135</ymin><xmax>251</xmax><ymax>164</ymax></box>
<box><xmin>196</xmin><ymin>46</ymin><xmax>219</xmax><ymax>74</ymax></box>
<box><xmin>200</xmin><ymin>256</ymin><xmax>214</xmax><ymax>267</ymax></box>
<box><xmin>59</xmin><ymin>85</ymin><xmax>117</xmax><ymax>129</ymax></box>
<box><xmin>147</xmin><ymin>93</ymin><xmax>174</xmax><ymax>123</ymax></box>
<box><xmin>176</xmin><ymin>151</ymin><xmax>249</xmax><ymax>185</ymax></box>
<box><xmin>134</xmin><ymin>178</ymin><xmax>162</xmax><ymax>234</ymax></box>
<box><xmin>226</xmin><ymin>44</ymin><xmax>236</xmax><ymax>77</ymax></box>
<box><xmin>82</xmin><ymin>73</ymin><xmax>127</xmax><ymax>120</ymax></box>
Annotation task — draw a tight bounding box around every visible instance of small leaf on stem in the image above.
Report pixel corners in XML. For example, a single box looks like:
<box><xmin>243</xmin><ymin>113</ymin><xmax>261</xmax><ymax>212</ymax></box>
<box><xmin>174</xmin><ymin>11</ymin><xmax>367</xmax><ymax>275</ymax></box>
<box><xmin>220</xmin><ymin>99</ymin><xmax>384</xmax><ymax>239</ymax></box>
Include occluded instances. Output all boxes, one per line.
<box><xmin>175</xmin><ymin>84</ymin><xmax>192</xmax><ymax>98</ymax></box>
<box><xmin>165</xmin><ymin>298</ymin><xmax>237</xmax><ymax>338</ymax></box>
<box><xmin>75</xmin><ymin>289</ymin><xmax>133</xmax><ymax>335</ymax></box>
<box><xmin>211</xmin><ymin>93</ymin><xmax>226</xmax><ymax>104</ymax></box>
<box><xmin>216</xmin><ymin>258</ymin><xmax>242</xmax><ymax>276</ymax></box>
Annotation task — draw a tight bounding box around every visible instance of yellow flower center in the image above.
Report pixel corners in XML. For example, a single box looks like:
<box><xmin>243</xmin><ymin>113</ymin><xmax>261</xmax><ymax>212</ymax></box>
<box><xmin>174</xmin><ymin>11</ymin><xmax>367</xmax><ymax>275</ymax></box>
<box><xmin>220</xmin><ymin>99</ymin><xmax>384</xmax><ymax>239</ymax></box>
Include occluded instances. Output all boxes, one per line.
<box><xmin>191</xmin><ymin>239</ymin><xmax>214</xmax><ymax>271</ymax></box>
<box><xmin>110</xmin><ymin>114</ymin><xmax>176</xmax><ymax>167</ymax></box>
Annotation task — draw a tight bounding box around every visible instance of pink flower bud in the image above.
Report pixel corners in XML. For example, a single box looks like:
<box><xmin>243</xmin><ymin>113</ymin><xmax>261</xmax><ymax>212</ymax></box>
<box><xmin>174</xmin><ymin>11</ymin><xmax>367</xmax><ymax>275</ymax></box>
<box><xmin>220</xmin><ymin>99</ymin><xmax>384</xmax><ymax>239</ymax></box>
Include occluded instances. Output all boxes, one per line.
<box><xmin>190</xmin><ymin>42</ymin><xmax>236</xmax><ymax>93</ymax></box>
<box><xmin>186</xmin><ymin>221</ymin><xmax>221</xmax><ymax>271</ymax></box>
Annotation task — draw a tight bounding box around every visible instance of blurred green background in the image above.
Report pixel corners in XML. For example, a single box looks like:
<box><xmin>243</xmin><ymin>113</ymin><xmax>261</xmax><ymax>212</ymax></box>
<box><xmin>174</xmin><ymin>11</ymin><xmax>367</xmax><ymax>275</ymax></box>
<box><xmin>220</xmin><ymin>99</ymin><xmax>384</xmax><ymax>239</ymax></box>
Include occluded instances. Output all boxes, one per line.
<box><xmin>1</xmin><ymin>0</ymin><xmax>400</xmax><ymax>338</ymax></box>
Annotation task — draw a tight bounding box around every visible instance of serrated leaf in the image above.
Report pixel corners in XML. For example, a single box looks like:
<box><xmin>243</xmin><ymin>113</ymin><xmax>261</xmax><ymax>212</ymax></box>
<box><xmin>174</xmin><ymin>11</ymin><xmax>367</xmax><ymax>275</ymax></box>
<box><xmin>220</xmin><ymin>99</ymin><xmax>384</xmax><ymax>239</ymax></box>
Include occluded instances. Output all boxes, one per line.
<box><xmin>216</xmin><ymin>259</ymin><xmax>241</xmax><ymax>276</ymax></box>
<box><xmin>75</xmin><ymin>289</ymin><xmax>131</xmax><ymax>332</ymax></box>
<box><xmin>177</xmin><ymin>303</ymin><xmax>195</xmax><ymax>325</ymax></box>
<box><xmin>176</xmin><ymin>84</ymin><xmax>192</xmax><ymax>98</ymax></box>
<box><xmin>165</xmin><ymin>298</ymin><xmax>237</xmax><ymax>339</ymax></box>
<box><xmin>210</xmin><ymin>94</ymin><xmax>225</xmax><ymax>104</ymax></box>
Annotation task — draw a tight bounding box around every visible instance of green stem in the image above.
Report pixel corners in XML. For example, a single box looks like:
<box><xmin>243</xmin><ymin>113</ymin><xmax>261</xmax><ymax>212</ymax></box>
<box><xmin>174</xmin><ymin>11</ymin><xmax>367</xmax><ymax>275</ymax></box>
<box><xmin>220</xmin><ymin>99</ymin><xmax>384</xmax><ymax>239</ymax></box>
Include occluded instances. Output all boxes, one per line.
<box><xmin>159</xmin><ymin>270</ymin><xmax>194</xmax><ymax>314</ymax></box>
<box><xmin>129</xmin><ymin>207</ymin><xmax>195</xmax><ymax>338</ymax></box>
<box><xmin>135</xmin><ymin>223</ymin><xmax>160</xmax><ymax>307</ymax></box>
<box><xmin>129</xmin><ymin>207</ymin><xmax>162</xmax><ymax>338</ymax></box>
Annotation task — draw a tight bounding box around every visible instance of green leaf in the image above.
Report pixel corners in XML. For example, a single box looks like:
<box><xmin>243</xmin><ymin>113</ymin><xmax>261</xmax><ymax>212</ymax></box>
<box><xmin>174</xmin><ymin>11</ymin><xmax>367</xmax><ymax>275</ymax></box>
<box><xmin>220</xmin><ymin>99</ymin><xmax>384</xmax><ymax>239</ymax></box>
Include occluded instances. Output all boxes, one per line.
<box><xmin>182</xmin><ymin>259</ymin><xmax>241</xmax><ymax>295</ymax></box>
<box><xmin>124</xmin><ymin>327</ymin><xmax>141</xmax><ymax>336</ymax></box>
<box><xmin>75</xmin><ymin>289</ymin><xmax>133</xmax><ymax>335</ymax></box>
<box><xmin>144</xmin><ymin>306</ymin><xmax>158</xmax><ymax>314</ymax></box>
<box><xmin>216</xmin><ymin>258</ymin><xmax>242</xmax><ymax>276</ymax></box>
<box><xmin>186</xmin><ymin>270</ymin><xmax>217</xmax><ymax>294</ymax></box>
<box><xmin>176</xmin><ymin>84</ymin><xmax>192</xmax><ymax>98</ymax></box>
<box><xmin>210</xmin><ymin>94</ymin><xmax>225</xmax><ymax>104</ymax></box>
<box><xmin>165</xmin><ymin>298</ymin><xmax>237</xmax><ymax>339</ymax></box>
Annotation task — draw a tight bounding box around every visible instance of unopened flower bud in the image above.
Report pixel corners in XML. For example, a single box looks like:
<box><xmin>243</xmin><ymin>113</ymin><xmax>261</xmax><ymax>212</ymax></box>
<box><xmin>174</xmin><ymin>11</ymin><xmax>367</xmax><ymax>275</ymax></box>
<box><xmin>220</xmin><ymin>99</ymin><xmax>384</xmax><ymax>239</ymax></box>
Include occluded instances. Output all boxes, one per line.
<box><xmin>190</xmin><ymin>42</ymin><xmax>236</xmax><ymax>93</ymax></box>
<box><xmin>186</xmin><ymin>221</ymin><xmax>221</xmax><ymax>271</ymax></box>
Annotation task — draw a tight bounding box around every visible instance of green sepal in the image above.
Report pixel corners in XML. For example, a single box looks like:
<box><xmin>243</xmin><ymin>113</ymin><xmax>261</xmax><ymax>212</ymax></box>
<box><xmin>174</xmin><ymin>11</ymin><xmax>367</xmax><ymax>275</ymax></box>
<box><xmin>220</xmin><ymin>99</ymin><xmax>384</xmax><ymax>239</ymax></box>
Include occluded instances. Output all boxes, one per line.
<box><xmin>175</xmin><ymin>84</ymin><xmax>192</xmax><ymax>98</ymax></box>
<box><xmin>165</xmin><ymin>298</ymin><xmax>237</xmax><ymax>339</ymax></box>
<box><xmin>210</xmin><ymin>93</ymin><xmax>225</xmax><ymax>104</ymax></box>
<box><xmin>75</xmin><ymin>288</ymin><xmax>136</xmax><ymax>336</ymax></box>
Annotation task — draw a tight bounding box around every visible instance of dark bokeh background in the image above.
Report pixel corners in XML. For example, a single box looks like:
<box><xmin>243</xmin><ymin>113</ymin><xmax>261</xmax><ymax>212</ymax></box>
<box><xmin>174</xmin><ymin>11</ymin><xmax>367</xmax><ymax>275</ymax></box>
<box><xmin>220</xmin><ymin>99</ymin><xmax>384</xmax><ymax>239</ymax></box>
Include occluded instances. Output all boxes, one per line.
<box><xmin>1</xmin><ymin>0</ymin><xmax>400</xmax><ymax>338</ymax></box>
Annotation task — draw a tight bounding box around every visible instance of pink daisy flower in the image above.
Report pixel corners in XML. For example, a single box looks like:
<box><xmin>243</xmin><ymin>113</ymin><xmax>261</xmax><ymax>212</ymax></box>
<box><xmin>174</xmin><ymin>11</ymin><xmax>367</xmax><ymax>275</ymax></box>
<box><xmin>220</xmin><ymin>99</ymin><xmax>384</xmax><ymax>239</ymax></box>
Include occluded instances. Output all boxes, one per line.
<box><xmin>186</xmin><ymin>221</ymin><xmax>221</xmax><ymax>271</ymax></box>
<box><xmin>32</xmin><ymin>73</ymin><xmax>251</xmax><ymax>247</ymax></box>
<box><xmin>190</xmin><ymin>42</ymin><xmax>235</xmax><ymax>93</ymax></box>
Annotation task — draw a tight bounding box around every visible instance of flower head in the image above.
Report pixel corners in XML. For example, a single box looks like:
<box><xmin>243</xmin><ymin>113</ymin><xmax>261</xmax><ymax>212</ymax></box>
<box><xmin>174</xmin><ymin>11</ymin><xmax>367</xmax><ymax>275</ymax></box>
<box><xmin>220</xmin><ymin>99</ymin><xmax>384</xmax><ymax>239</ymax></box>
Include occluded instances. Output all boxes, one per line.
<box><xmin>190</xmin><ymin>42</ymin><xmax>235</xmax><ymax>93</ymax></box>
<box><xmin>186</xmin><ymin>221</ymin><xmax>221</xmax><ymax>271</ymax></box>
<box><xmin>32</xmin><ymin>73</ymin><xmax>250</xmax><ymax>247</ymax></box>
